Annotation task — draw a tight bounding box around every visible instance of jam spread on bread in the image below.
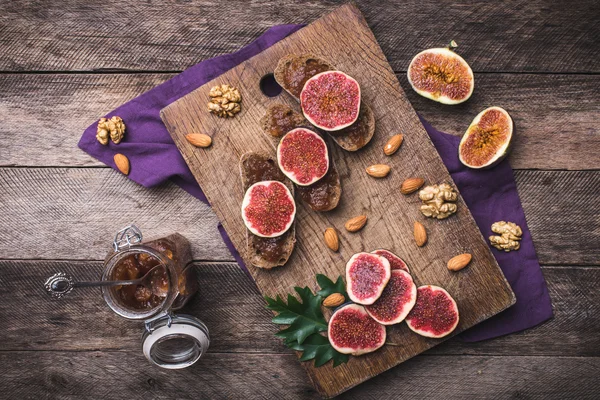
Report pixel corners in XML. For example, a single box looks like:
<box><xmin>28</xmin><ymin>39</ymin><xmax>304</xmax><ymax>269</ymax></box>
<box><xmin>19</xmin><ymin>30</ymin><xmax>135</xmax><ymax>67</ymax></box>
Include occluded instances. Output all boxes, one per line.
<box><xmin>242</xmin><ymin>154</ymin><xmax>289</xmax><ymax>262</ymax></box>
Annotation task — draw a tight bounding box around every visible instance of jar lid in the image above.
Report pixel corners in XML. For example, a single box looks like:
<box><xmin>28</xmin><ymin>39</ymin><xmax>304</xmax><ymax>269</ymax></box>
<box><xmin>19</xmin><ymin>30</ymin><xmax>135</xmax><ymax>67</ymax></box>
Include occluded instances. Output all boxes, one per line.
<box><xmin>141</xmin><ymin>313</ymin><xmax>209</xmax><ymax>369</ymax></box>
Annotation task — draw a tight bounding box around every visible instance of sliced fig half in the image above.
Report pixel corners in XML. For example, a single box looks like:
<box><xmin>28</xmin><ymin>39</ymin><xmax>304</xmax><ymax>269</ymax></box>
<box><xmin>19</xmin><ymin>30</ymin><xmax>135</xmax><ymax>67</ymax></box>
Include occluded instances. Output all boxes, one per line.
<box><xmin>277</xmin><ymin>128</ymin><xmax>329</xmax><ymax>186</ymax></box>
<box><xmin>365</xmin><ymin>270</ymin><xmax>417</xmax><ymax>325</ymax></box>
<box><xmin>407</xmin><ymin>43</ymin><xmax>474</xmax><ymax>105</ymax></box>
<box><xmin>241</xmin><ymin>180</ymin><xmax>296</xmax><ymax>238</ymax></box>
<box><xmin>405</xmin><ymin>285</ymin><xmax>459</xmax><ymax>338</ymax></box>
<box><xmin>459</xmin><ymin>106</ymin><xmax>513</xmax><ymax>169</ymax></box>
<box><xmin>371</xmin><ymin>249</ymin><xmax>410</xmax><ymax>273</ymax></box>
<box><xmin>300</xmin><ymin>71</ymin><xmax>361</xmax><ymax>131</ymax></box>
<box><xmin>346</xmin><ymin>252</ymin><xmax>391</xmax><ymax>305</ymax></box>
<box><xmin>239</xmin><ymin>152</ymin><xmax>296</xmax><ymax>269</ymax></box>
<box><xmin>328</xmin><ymin>304</ymin><xmax>386</xmax><ymax>355</ymax></box>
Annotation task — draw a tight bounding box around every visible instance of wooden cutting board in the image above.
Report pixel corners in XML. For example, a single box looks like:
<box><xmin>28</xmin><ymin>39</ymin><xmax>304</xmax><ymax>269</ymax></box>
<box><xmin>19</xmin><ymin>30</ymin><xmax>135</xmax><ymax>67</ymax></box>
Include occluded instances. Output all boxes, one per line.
<box><xmin>161</xmin><ymin>3</ymin><xmax>515</xmax><ymax>398</ymax></box>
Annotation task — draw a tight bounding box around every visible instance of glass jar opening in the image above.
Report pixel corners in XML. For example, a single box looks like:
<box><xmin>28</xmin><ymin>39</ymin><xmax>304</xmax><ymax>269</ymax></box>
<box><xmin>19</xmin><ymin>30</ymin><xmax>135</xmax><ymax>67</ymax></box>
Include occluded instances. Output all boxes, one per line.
<box><xmin>102</xmin><ymin>247</ymin><xmax>175</xmax><ymax>320</ymax></box>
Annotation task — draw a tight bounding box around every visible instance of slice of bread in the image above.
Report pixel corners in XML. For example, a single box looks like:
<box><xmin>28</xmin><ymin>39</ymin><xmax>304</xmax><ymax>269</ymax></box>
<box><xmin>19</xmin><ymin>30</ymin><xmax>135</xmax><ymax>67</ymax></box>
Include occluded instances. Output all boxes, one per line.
<box><xmin>274</xmin><ymin>54</ymin><xmax>335</xmax><ymax>98</ymax></box>
<box><xmin>240</xmin><ymin>152</ymin><xmax>296</xmax><ymax>269</ymax></box>
<box><xmin>274</xmin><ymin>53</ymin><xmax>375</xmax><ymax>152</ymax></box>
<box><xmin>261</xmin><ymin>103</ymin><xmax>341</xmax><ymax>211</ymax></box>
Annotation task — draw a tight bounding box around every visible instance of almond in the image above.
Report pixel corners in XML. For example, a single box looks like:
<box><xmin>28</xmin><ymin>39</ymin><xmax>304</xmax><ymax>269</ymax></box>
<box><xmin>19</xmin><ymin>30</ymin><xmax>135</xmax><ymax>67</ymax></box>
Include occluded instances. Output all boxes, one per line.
<box><xmin>384</xmin><ymin>134</ymin><xmax>404</xmax><ymax>156</ymax></box>
<box><xmin>448</xmin><ymin>253</ymin><xmax>472</xmax><ymax>271</ymax></box>
<box><xmin>324</xmin><ymin>228</ymin><xmax>339</xmax><ymax>252</ymax></box>
<box><xmin>414</xmin><ymin>221</ymin><xmax>427</xmax><ymax>247</ymax></box>
<box><xmin>366</xmin><ymin>164</ymin><xmax>391</xmax><ymax>178</ymax></box>
<box><xmin>186</xmin><ymin>133</ymin><xmax>212</xmax><ymax>148</ymax></box>
<box><xmin>345</xmin><ymin>215</ymin><xmax>367</xmax><ymax>232</ymax></box>
<box><xmin>323</xmin><ymin>293</ymin><xmax>345</xmax><ymax>308</ymax></box>
<box><xmin>114</xmin><ymin>153</ymin><xmax>130</xmax><ymax>175</ymax></box>
<box><xmin>401</xmin><ymin>177</ymin><xmax>425</xmax><ymax>194</ymax></box>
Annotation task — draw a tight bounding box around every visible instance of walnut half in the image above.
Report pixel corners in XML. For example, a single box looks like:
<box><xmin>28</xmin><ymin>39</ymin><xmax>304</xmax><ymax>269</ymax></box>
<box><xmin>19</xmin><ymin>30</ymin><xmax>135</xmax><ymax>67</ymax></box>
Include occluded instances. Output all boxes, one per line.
<box><xmin>489</xmin><ymin>221</ymin><xmax>522</xmax><ymax>252</ymax></box>
<box><xmin>96</xmin><ymin>116</ymin><xmax>126</xmax><ymax>145</ymax></box>
<box><xmin>208</xmin><ymin>84</ymin><xmax>242</xmax><ymax>118</ymax></box>
<box><xmin>418</xmin><ymin>183</ymin><xmax>458</xmax><ymax>219</ymax></box>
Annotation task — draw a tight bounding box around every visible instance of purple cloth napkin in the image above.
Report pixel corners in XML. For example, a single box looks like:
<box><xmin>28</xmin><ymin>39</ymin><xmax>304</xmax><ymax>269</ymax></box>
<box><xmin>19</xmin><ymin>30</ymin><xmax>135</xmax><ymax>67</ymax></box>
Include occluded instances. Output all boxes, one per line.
<box><xmin>78</xmin><ymin>24</ymin><xmax>552</xmax><ymax>342</ymax></box>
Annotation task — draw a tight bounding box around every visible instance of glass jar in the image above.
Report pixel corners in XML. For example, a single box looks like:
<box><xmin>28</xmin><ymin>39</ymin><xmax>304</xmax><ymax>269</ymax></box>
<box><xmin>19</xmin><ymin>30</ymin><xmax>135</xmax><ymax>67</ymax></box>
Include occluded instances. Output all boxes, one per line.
<box><xmin>102</xmin><ymin>229</ymin><xmax>197</xmax><ymax>319</ymax></box>
<box><xmin>44</xmin><ymin>225</ymin><xmax>209</xmax><ymax>369</ymax></box>
<box><xmin>101</xmin><ymin>225</ymin><xmax>209</xmax><ymax>369</ymax></box>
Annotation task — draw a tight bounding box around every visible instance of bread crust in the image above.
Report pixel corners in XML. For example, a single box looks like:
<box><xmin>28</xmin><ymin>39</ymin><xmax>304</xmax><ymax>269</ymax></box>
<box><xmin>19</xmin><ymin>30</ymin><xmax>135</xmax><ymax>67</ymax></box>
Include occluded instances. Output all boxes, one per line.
<box><xmin>261</xmin><ymin>103</ymin><xmax>341</xmax><ymax>211</ymax></box>
<box><xmin>274</xmin><ymin>54</ymin><xmax>375</xmax><ymax>151</ymax></box>
<box><xmin>240</xmin><ymin>152</ymin><xmax>296</xmax><ymax>269</ymax></box>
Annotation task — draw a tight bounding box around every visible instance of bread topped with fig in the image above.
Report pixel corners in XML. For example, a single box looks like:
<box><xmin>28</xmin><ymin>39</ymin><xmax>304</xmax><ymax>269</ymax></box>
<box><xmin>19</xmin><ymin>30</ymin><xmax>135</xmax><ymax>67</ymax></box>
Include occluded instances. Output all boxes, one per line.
<box><xmin>260</xmin><ymin>103</ymin><xmax>341</xmax><ymax>211</ymax></box>
<box><xmin>274</xmin><ymin>54</ymin><xmax>375</xmax><ymax>151</ymax></box>
<box><xmin>240</xmin><ymin>152</ymin><xmax>296</xmax><ymax>269</ymax></box>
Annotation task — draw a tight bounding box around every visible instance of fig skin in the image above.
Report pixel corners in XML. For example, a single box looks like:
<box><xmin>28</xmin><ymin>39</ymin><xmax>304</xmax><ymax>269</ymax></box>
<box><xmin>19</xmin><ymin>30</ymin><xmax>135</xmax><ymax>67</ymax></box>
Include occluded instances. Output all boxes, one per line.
<box><xmin>405</xmin><ymin>285</ymin><xmax>459</xmax><ymax>338</ymax></box>
<box><xmin>327</xmin><ymin>303</ymin><xmax>386</xmax><ymax>356</ymax></box>
<box><xmin>407</xmin><ymin>45</ymin><xmax>474</xmax><ymax>105</ymax></box>
<box><xmin>371</xmin><ymin>249</ymin><xmax>410</xmax><ymax>273</ymax></box>
<box><xmin>458</xmin><ymin>106</ymin><xmax>514</xmax><ymax>169</ymax></box>
<box><xmin>241</xmin><ymin>180</ymin><xmax>296</xmax><ymax>238</ymax></box>
<box><xmin>276</xmin><ymin>128</ymin><xmax>330</xmax><ymax>186</ymax></box>
<box><xmin>346</xmin><ymin>252</ymin><xmax>391</xmax><ymax>305</ymax></box>
<box><xmin>365</xmin><ymin>269</ymin><xmax>417</xmax><ymax>325</ymax></box>
<box><xmin>300</xmin><ymin>71</ymin><xmax>361</xmax><ymax>131</ymax></box>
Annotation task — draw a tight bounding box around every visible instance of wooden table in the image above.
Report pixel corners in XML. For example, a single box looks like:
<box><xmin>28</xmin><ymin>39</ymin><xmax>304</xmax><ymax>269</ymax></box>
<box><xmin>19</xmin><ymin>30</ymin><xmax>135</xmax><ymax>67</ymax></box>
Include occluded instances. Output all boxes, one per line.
<box><xmin>1</xmin><ymin>1</ymin><xmax>598</xmax><ymax>398</ymax></box>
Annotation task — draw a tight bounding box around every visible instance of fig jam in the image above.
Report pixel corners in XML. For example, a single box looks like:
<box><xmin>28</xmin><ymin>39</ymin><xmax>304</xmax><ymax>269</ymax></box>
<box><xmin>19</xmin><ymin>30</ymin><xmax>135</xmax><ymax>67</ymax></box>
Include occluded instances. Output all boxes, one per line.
<box><xmin>296</xmin><ymin>166</ymin><xmax>339</xmax><ymax>211</ymax></box>
<box><xmin>112</xmin><ymin>253</ymin><xmax>167</xmax><ymax>310</ymax></box>
<box><xmin>105</xmin><ymin>234</ymin><xmax>196</xmax><ymax>314</ymax></box>
<box><xmin>243</xmin><ymin>155</ymin><xmax>284</xmax><ymax>184</ymax></box>
<box><xmin>264</xmin><ymin>104</ymin><xmax>306</xmax><ymax>138</ymax></box>
<box><xmin>252</xmin><ymin>231</ymin><xmax>291</xmax><ymax>262</ymax></box>
<box><xmin>243</xmin><ymin>154</ymin><xmax>289</xmax><ymax>261</ymax></box>
<box><xmin>281</xmin><ymin>58</ymin><xmax>332</xmax><ymax>98</ymax></box>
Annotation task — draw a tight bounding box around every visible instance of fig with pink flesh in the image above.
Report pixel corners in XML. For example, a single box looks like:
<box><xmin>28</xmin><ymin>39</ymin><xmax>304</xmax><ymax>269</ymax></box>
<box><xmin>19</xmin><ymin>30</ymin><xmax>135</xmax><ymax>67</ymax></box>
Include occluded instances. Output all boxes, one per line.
<box><xmin>241</xmin><ymin>180</ymin><xmax>296</xmax><ymax>238</ymax></box>
<box><xmin>365</xmin><ymin>270</ymin><xmax>417</xmax><ymax>325</ymax></box>
<box><xmin>277</xmin><ymin>128</ymin><xmax>329</xmax><ymax>186</ymax></box>
<box><xmin>300</xmin><ymin>71</ymin><xmax>361</xmax><ymax>131</ymax></box>
<box><xmin>459</xmin><ymin>106</ymin><xmax>513</xmax><ymax>169</ymax></box>
<box><xmin>346</xmin><ymin>252</ymin><xmax>391</xmax><ymax>305</ymax></box>
<box><xmin>328</xmin><ymin>304</ymin><xmax>386</xmax><ymax>355</ymax></box>
<box><xmin>405</xmin><ymin>285</ymin><xmax>459</xmax><ymax>338</ymax></box>
<box><xmin>407</xmin><ymin>42</ymin><xmax>474</xmax><ymax>105</ymax></box>
<box><xmin>371</xmin><ymin>249</ymin><xmax>410</xmax><ymax>273</ymax></box>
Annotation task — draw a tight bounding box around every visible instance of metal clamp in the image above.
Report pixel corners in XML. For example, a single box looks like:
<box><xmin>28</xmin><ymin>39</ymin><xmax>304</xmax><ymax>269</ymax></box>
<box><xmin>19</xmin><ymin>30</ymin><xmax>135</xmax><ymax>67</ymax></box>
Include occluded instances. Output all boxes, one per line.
<box><xmin>144</xmin><ymin>311</ymin><xmax>173</xmax><ymax>334</ymax></box>
<box><xmin>113</xmin><ymin>225</ymin><xmax>143</xmax><ymax>251</ymax></box>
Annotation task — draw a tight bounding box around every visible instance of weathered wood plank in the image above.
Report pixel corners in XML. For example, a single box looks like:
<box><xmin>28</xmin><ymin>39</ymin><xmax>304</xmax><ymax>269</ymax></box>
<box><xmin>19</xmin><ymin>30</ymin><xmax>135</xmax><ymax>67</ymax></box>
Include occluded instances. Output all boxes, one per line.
<box><xmin>0</xmin><ymin>168</ymin><xmax>597</xmax><ymax>265</ymax></box>
<box><xmin>0</xmin><ymin>168</ymin><xmax>231</xmax><ymax>261</ymax></box>
<box><xmin>1</xmin><ymin>351</ymin><xmax>598</xmax><ymax>399</ymax></box>
<box><xmin>0</xmin><ymin>0</ymin><xmax>598</xmax><ymax>73</ymax></box>
<box><xmin>1</xmin><ymin>260</ymin><xmax>598</xmax><ymax>357</ymax></box>
<box><xmin>1</xmin><ymin>73</ymin><xmax>598</xmax><ymax>170</ymax></box>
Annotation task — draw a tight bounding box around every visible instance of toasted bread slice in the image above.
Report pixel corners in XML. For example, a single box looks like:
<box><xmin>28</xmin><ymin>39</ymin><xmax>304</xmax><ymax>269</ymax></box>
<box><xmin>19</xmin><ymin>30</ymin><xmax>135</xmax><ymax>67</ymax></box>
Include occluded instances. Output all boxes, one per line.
<box><xmin>240</xmin><ymin>152</ymin><xmax>296</xmax><ymax>269</ymax></box>
<box><xmin>274</xmin><ymin>54</ymin><xmax>335</xmax><ymax>98</ymax></box>
<box><xmin>274</xmin><ymin>54</ymin><xmax>375</xmax><ymax>151</ymax></box>
<box><xmin>261</xmin><ymin>103</ymin><xmax>341</xmax><ymax>211</ymax></box>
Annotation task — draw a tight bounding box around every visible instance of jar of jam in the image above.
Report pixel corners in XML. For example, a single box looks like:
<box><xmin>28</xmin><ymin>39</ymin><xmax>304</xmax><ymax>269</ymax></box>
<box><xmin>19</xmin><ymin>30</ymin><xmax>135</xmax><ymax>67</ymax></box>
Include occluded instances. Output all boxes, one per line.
<box><xmin>100</xmin><ymin>225</ymin><xmax>209</xmax><ymax>369</ymax></box>
<box><xmin>46</xmin><ymin>225</ymin><xmax>209</xmax><ymax>369</ymax></box>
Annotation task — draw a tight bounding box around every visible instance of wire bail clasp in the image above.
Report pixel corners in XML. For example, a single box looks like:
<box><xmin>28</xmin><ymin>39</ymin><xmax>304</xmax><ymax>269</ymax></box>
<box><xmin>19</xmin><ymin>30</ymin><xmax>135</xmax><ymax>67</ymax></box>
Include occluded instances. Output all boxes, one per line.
<box><xmin>113</xmin><ymin>225</ymin><xmax>143</xmax><ymax>251</ymax></box>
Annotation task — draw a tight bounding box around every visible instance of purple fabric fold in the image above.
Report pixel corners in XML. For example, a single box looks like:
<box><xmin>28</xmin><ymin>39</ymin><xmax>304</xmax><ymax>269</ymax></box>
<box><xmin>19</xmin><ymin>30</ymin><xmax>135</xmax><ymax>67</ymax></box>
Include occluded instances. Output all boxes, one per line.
<box><xmin>78</xmin><ymin>24</ymin><xmax>552</xmax><ymax>342</ymax></box>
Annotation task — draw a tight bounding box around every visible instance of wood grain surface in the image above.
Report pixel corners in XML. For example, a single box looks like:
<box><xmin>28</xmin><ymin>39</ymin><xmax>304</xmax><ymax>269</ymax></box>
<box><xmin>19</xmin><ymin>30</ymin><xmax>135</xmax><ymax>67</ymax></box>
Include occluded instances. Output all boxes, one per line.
<box><xmin>1</xmin><ymin>0</ymin><xmax>599</xmax><ymax>398</ymax></box>
<box><xmin>161</xmin><ymin>4</ymin><xmax>514</xmax><ymax>397</ymax></box>
<box><xmin>0</xmin><ymin>169</ymin><xmax>598</xmax><ymax>265</ymax></box>
<box><xmin>1</xmin><ymin>73</ymin><xmax>598</xmax><ymax>169</ymax></box>
<box><xmin>1</xmin><ymin>0</ymin><xmax>597</xmax><ymax>73</ymax></box>
<box><xmin>2</xmin><ymin>261</ymin><xmax>597</xmax><ymax>356</ymax></box>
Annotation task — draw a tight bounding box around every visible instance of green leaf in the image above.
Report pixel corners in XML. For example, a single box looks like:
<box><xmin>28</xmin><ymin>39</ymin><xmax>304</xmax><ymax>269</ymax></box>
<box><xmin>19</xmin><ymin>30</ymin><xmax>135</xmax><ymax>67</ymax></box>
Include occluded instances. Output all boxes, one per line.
<box><xmin>295</xmin><ymin>333</ymin><xmax>350</xmax><ymax>368</ymax></box>
<box><xmin>316</xmin><ymin>274</ymin><xmax>348</xmax><ymax>299</ymax></box>
<box><xmin>265</xmin><ymin>286</ymin><xmax>327</xmax><ymax>345</ymax></box>
<box><xmin>265</xmin><ymin>275</ymin><xmax>350</xmax><ymax>368</ymax></box>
